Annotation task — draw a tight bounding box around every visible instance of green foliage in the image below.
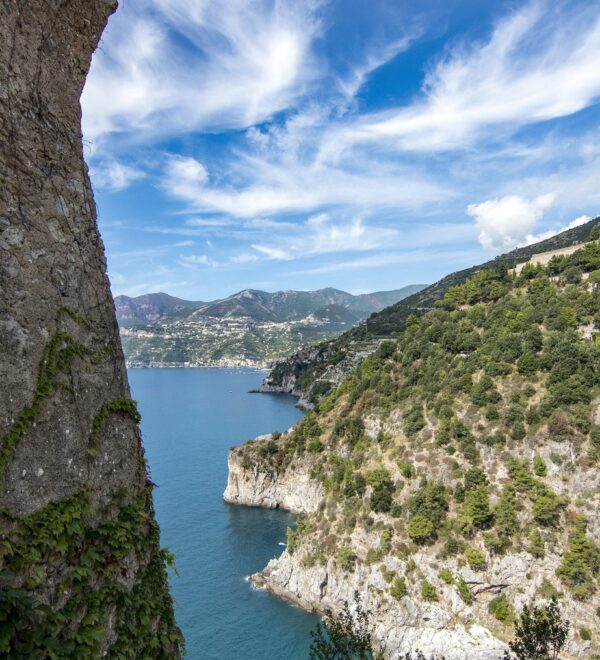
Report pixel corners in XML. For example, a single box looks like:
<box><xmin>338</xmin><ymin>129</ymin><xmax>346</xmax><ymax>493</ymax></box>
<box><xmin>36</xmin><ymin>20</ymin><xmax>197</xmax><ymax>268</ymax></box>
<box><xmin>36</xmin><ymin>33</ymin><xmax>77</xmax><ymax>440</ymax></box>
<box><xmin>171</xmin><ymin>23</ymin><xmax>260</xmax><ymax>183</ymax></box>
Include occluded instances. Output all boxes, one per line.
<box><xmin>309</xmin><ymin>592</ymin><xmax>378</xmax><ymax>660</ymax></box>
<box><xmin>494</xmin><ymin>485</ymin><xmax>519</xmax><ymax>546</ymax></box>
<box><xmin>556</xmin><ymin>516</ymin><xmax>600</xmax><ymax>599</ymax></box>
<box><xmin>460</xmin><ymin>486</ymin><xmax>493</xmax><ymax>529</ymax></box>
<box><xmin>579</xmin><ymin>627</ymin><xmax>592</xmax><ymax>641</ymax></box>
<box><xmin>420</xmin><ymin>580</ymin><xmax>438</xmax><ymax>602</ymax></box>
<box><xmin>407</xmin><ymin>515</ymin><xmax>434</xmax><ymax>544</ymax></box>
<box><xmin>390</xmin><ymin>576</ymin><xmax>408</xmax><ymax>601</ymax></box>
<box><xmin>489</xmin><ymin>594</ymin><xmax>513</xmax><ymax>623</ymax></box>
<box><xmin>504</xmin><ymin>598</ymin><xmax>569</xmax><ymax>660</ymax></box>
<box><xmin>464</xmin><ymin>546</ymin><xmax>486</xmax><ymax>570</ymax></box>
<box><xmin>439</xmin><ymin>569</ymin><xmax>454</xmax><ymax>584</ymax></box>
<box><xmin>0</xmin><ymin>487</ymin><xmax>182</xmax><ymax>657</ymax></box>
<box><xmin>456</xmin><ymin>577</ymin><xmax>473</xmax><ymax>604</ymax></box>
<box><xmin>336</xmin><ymin>546</ymin><xmax>357</xmax><ymax>571</ymax></box>
<box><xmin>533</xmin><ymin>455</ymin><xmax>547</xmax><ymax>477</ymax></box>
<box><xmin>527</xmin><ymin>531</ymin><xmax>545</xmax><ymax>559</ymax></box>
<box><xmin>286</xmin><ymin>527</ymin><xmax>297</xmax><ymax>555</ymax></box>
<box><xmin>409</xmin><ymin>480</ymin><xmax>448</xmax><ymax>525</ymax></box>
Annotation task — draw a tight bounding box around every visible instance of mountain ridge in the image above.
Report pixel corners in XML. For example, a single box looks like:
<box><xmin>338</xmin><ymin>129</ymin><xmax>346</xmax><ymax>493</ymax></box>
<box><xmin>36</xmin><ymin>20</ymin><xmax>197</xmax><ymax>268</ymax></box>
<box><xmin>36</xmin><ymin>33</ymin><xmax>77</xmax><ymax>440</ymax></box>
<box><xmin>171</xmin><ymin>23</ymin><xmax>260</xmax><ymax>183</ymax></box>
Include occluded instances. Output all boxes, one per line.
<box><xmin>262</xmin><ymin>217</ymin><xmax>600</xmax><ymax>407</ymax></box>
<box><xmin>116</xmin><ymin>284</ymin><xmax>427</xmax><ymax>368</ymax></box>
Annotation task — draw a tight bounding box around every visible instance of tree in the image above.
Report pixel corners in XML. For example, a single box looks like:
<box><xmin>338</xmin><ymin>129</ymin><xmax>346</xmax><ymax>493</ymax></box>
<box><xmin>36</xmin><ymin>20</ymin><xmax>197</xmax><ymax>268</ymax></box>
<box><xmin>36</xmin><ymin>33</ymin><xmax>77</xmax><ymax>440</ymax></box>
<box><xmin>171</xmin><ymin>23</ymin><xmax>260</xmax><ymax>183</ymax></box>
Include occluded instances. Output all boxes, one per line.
<box><xmin>503</xmin><ymin>598</ymin><xmax>569</xmax><ymax>660</ymax></box>
<box><xmin>309</xmin><ymin>592</ymin><xmax>378</xmax><ymax>660</ymax></box>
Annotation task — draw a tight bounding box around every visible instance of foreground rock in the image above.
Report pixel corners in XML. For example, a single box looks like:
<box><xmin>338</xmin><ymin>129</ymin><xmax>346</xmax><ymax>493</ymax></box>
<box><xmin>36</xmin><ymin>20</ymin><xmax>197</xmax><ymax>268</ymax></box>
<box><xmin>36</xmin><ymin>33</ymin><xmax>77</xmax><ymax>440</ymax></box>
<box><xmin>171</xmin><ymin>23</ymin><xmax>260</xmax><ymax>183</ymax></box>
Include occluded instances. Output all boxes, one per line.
<box><xmin>0</xmin><ymin>2</ymin><xmax>180</xmax><ymax>655</ymax></box>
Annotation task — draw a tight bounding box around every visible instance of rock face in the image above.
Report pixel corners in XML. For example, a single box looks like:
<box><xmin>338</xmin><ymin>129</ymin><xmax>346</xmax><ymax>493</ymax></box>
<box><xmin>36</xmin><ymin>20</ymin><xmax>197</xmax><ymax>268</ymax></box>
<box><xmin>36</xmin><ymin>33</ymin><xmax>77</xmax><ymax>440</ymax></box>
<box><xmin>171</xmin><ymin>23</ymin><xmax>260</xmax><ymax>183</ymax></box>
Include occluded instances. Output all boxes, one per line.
<box><xmin>257</xmin><ymin>551</ymin><xmax>506</xmax><ymax>660</ymax></box>
<box><xmin>0</xmin><ymin>1</ymin><xmax>180</xmax><ymax>655</ymax></box>
<box><xmin>224</xmin><ymin>437</ymin><xmax>323</xmax><ymax>514</ymax></box>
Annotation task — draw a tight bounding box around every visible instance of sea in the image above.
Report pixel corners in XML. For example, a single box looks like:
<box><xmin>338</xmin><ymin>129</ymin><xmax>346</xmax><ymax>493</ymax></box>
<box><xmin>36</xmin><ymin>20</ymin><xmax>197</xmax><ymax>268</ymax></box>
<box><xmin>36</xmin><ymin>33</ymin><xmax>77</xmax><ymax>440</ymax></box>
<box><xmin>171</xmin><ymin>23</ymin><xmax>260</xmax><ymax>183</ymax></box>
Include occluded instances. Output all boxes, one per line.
<box><xmin>128</xmin><ymin>367</ymin><xmax>318</xmax><ymax>660</ymax></box>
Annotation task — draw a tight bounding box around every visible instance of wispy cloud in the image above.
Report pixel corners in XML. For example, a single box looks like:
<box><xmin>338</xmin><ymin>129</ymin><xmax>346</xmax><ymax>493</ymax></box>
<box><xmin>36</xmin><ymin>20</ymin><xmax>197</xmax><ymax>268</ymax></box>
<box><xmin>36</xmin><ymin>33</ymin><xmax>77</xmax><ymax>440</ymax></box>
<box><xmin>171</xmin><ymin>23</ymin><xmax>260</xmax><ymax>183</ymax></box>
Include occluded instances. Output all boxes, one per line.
<box><xmin>321</xmin><ymin>2</ymin><xmax>600</xmax><ymax>155</ymax></box>
<box><xmin>90</xmin><ymin>160</ymin><xmax>146</xmax><ymax>191</ymax></box>
<box><xmin>83</xmin><ymin>0</ymin><xmax>322</xmax><ymax>143</ymax></box>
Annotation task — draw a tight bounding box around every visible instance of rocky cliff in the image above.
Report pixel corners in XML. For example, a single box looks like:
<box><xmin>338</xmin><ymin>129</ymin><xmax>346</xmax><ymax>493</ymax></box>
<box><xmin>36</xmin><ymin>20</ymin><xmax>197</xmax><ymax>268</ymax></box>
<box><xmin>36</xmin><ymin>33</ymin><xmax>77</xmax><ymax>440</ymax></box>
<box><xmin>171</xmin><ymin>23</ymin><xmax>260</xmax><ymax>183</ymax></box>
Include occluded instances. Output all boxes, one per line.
<box><xmin>224</xmin><ymin>435</ymin><xmax>323</xmax><ymax>514</ymax></box>
<box><xmin>226</xmin><ymin>237</ymin><xmax>600</xmax><ymax>658</ymax></box>
<box><xmin>0</xmin><ymin>1</ymin><xmax>181</xmax><ymax>655</ymax></box>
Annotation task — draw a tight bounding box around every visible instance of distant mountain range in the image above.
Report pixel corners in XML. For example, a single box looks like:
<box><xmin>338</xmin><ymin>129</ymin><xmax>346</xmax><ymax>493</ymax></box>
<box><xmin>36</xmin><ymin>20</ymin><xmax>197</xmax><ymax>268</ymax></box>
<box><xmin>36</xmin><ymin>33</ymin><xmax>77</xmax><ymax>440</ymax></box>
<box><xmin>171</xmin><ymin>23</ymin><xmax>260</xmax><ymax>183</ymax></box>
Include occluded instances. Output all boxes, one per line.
<box><xmin>114</xmin><ymin>285</ymin><xmax>427</xmax><ymax>367</ymax></box>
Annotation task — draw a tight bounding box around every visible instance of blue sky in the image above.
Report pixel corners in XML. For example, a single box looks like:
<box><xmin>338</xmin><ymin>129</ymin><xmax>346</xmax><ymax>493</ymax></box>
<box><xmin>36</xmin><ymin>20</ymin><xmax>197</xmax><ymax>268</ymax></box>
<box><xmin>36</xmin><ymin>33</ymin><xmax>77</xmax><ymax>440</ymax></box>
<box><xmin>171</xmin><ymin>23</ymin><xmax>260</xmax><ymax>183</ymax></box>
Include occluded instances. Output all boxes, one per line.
<box><xmin>83</xmin><ymin>0</ymin><xmax>600</xmax><ymax>301</ymax></box>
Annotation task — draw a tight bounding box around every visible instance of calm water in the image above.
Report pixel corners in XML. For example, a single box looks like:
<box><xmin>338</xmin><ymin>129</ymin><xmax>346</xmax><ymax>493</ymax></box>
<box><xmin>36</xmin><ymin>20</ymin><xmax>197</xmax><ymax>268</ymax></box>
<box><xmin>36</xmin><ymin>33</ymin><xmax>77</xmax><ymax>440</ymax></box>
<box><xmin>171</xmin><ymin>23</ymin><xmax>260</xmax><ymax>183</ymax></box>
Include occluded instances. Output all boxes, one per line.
<box><xmin>128</xmin><ymin>368</ymin><xmax>318</xmax><ymax>660</ymax></box>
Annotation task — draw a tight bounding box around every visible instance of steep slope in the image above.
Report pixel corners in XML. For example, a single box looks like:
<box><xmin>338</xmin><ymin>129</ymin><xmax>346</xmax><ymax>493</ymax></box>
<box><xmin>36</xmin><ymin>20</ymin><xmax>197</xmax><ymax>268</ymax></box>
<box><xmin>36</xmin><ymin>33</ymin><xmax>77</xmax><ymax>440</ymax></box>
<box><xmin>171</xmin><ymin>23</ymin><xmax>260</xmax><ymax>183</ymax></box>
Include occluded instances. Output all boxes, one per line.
<box><xmin>115</xmin><ymin>292</ymin><xmax>203</xmax><ymax>325</ymax></box>
<box><xmin>119</xmin><ymin>284</ymin><xmax>426</xmax><ymax>368</ymax></box>
<box><xmin>225</xmin><ymin>238</ymin><xmax>600</xmax><ymax>658</ymax></box>
<box><xmin>0</xmin><ymin>2</ymin><xmax>181</xmax><ymax>655</ymax></box>
<box><xmin>264</xmin><ymin>217</ymin><xmax>600</xmax><ymax>406</ymax></box>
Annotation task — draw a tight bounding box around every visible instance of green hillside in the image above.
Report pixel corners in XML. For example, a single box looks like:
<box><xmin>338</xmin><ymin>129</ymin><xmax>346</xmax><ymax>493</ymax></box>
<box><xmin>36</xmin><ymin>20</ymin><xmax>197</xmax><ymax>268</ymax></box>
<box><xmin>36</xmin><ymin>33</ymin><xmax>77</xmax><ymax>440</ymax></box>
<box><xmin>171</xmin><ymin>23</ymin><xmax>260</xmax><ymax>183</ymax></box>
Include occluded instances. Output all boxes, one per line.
<box><xmin>236</xmin><ymin>234</ymin><xmax>600</xmax><ymax>655</ymax></box>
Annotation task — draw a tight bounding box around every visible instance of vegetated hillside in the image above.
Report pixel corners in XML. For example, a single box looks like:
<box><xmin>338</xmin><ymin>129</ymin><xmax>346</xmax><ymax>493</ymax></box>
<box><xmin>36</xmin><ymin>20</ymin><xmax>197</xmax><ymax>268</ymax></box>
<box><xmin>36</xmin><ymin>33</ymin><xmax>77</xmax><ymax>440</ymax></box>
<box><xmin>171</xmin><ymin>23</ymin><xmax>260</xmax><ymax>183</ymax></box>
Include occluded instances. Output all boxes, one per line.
<box><xmin>265</xmin><ymin>217</ymin><xmax>600</xmax><ymax>406</ymax></box>
<box><xmin>118</xmin><ymin>284</ymin><xmax>426</xmax><ymax>368</ymax></box>
<box><xmin>229</xmin><ymin>237</ymin><xmax>600</xmax><ymax>657</ymax></box>
<box><xmin>114</xmin><ymin>292</ymin><xmax>203</xmax><ymax>326</ymax></box>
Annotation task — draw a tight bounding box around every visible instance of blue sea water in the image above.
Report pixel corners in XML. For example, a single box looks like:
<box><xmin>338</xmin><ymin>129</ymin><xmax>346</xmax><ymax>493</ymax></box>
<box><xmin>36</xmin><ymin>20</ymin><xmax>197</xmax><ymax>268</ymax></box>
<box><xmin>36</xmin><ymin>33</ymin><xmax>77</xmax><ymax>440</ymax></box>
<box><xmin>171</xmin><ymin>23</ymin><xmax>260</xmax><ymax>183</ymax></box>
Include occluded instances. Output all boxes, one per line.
<box><xmin>128</xmin><ymin>368</ymin><xmax>318</xmax><ymax>660</ymax></box>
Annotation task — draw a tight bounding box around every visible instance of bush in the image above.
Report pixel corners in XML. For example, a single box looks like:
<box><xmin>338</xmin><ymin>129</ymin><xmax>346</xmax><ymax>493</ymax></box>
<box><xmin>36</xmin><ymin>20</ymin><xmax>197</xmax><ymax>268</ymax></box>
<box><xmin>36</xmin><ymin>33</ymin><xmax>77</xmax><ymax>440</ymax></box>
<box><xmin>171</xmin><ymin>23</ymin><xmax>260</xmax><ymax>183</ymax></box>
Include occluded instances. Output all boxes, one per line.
<box><xmin>439</xmin><ymin>569</ymin><xmax>454</xmax><ymax>584</ymax></box>
<box><xmin>488</xmin><ymin>594</ymin><xmax>513</xmax><ymax>623</ymax></box>
<box><xmin>527</xmin><ymin>531</ymin><xmax>545</xmax><ymax>559</ymax></box>
<box><xmin>579</xmin><ymin>627</ymin><xmax>592</xmax><ymax>641</ymax></box>
<box><xmin>457</xmin><ymin>577</ymin><xmax>473</xmax><ymax>604</ymax></box>
<box><xmin>370</xmin><ymin>483</ymin><xmax>393</xmax><ymax>513</ymax></box>
<box><xmin>465</xmin><ymin>546</ymin><xmax>486</xmax><ymax>570</ymax></box>
<box><xmin>309</xmin><ymin>592</ymin><xmax>376</xmax><ymax>659</ymax></box>
<box><xmin>556</xmin><ymin>516</ymin><xmax>600</xmax><ymax>599</ymax></box>
<box><xmin>420</xmin><ymin>580</ymin><xmax>437</xmax><ymax>602</ymax></box>
<box><xmin>336</xmin><ymin>546</ymin><xmax>356</xmax><ymax>571</ymax></box>
<box><xmin>461</xmin><ymin>486</ymin><xmax>493</xmax><ymax>528</ymax></box>
<box><xmin>407</xmin><ymin>515</ymin><xmax>435</xmax><ymax>544</ymax></box>
<box><xmin>390</xmin><ymin>576</ymin><xmax>408</xmax><ymax>601</ymax></box>
<box><xmin>533</xmin><ymin>455</ymin><xmax>547</xmax><ymax>477</ymax></box>
<box><xmin>504</xmin><ymin>598</ymin><xmax>568</xmax><ymax>660</ymax></box>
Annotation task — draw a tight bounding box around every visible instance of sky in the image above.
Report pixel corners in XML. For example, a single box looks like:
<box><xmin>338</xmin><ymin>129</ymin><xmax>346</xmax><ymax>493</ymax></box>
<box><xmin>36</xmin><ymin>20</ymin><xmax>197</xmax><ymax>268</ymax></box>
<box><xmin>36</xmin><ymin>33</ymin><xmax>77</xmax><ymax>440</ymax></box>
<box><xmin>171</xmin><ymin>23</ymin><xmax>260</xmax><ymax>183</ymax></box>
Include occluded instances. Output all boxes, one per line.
<box><xmin>83</xmin><ymin>0</ymin><xmax>600</xmax><ymax>301</ymax></box>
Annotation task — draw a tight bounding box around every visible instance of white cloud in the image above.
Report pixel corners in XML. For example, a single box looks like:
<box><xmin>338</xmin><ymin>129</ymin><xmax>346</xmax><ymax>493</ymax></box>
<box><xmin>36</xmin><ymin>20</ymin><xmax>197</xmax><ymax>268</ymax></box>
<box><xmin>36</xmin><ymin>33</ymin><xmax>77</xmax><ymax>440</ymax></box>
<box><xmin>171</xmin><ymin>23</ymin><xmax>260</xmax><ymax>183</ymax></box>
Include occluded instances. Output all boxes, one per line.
<box><xmin>249</xmin><ymin>213</ymin><xmax>399</xmax><ymax>261</ymax></box>
<box><xmin>321</xmin><ymin>2</ymin><xmax>600</xmax><ymax>155</ymax></box>
<box><xmin>523</xmin><ymin>214</ymin><xmax>591</xmax><ymax>245</ymax></box>
<box><xmin>161</xmin><ymin>153</ymin><xmax>451</xmax><ymax>218</ymax></box>
<box><xmin>178</xmin><ymin>254</ymin><xmax>215</xmax><ymax>268</ymax></box>
<box><xmin>83</xmin><ymin>0</ymin><xmax>322</xmax><ymax>142</ymax></box>
<box><xmin>90</xmin><ymin>160</ymin><xmax>146</xmax><ymax>191</ymax></box>
<box><xmin>467</xmin><ymin>193</ymin><xmax>555</xmax><ymax>252</ymax></box>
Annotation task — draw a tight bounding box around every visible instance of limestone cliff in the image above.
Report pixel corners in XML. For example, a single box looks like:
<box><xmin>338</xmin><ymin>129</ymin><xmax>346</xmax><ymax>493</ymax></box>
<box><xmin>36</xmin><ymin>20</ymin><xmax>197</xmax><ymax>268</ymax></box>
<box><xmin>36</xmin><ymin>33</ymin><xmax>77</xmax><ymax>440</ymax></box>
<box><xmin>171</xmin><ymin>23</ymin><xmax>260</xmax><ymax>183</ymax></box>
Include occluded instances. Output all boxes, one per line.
<box><xmin>227</xmin><ymin>235</ymin><xmax>600</xmax><ymax>658</ymax></box>
<box><xmin>224</xmin><ymin>435</ymin><xmax>323</xmax><ymax>514</ymax></box>
<box><xmin>0</xmin><ymin>1</ymin><xmax>181</xmax><ymax>655</ymax></box>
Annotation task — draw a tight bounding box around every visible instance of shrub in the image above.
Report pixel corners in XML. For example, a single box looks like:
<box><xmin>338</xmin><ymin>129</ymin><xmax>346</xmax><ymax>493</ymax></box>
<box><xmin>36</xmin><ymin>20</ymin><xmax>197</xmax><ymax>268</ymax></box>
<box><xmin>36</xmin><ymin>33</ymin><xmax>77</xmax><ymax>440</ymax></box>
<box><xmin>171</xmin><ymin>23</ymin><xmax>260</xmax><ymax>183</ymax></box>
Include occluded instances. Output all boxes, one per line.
<box><xmin>488</xmin><ymin>594</ymin><xmax>513</xmax><ymax>623</ymax></box>
<box><xmin>457</xmin><ymin>577</ymin><xmax>473</xmax><ymax>604</ymax></box>
<box><xmin>309</xmin><ymin>591</ymin><xmax>375</xmax><ymax>659</ymax></box>
<box><xmin>336</xmin><ymin>546</ymin><xmax>356</xmax><ymax>571</ymax></box>
<box><xmin>505</xmin><ymin>598</ymin><xmax>568</xmax><ymax>660</ymax></box>
<box><xmin>531</xmin><ymin>486</ymin><xmax>562</xmax><ymax>526</ymax></box>
<box><xmin>533</xmin><ymin>455</ymin><xmax>547</xmax><ymax>477</ymax></box>
<box><xmin>579</xmin><ymin>627</ymin><xmax>592</xmax><ymax>641</ymax></box>
<box><xmin>439</xmin><ymin>569</ymin><xmax>454</xmax><ymax>584</ymax></box>
<box><xmin>420</xmin><ymin>580</ymin><xmax>437</xmax><ymax>602</ymax></box>
<box><xmin>286</xmin><ymin>527</ymin><xmax>297</xmax><ymax>555</ymax></box>
<box><xmin>409</xmin><ymin>480</ymin><xmax>449</xmax><ymax>525</ymax></box>
<box><xmin>465</xmin><ymin>546</ymin><xmax>486</xmax><ymax>570</ymax></box>
<box><xmin>527</xmin><ymin>531</ymin><xmax>545</xmax><ymax>559</ymax></box>
<box><xmin>390</xmin><ymin>576</ymin><xmax>408</xmax><ymax>601</ymax></box>
<box><xmin>370</xmin><ymin>483</ymin><xmax>393</xmax><ymax>513</ymax></box>
<box><xmin>494</xmin><ymin>485</ymin><xmax>519</xmax><ymax>543</ymax></box>
<box><xmin>397</xmin><ymin>459</ymin><xmax>414</xmax><ymax>479</ymax></box>
<box><xmin>407</xmin><ymin>514</ymin><xmax>435</xmax><ymax>544</ymax></box>
<box><xmin>557</xmin><ymin>516</ymin><xmax>600</xmax><ymax>599</ymax></box>
<box><xmin>461</xmin><ymin>486</ymin><xmax>493</xmax><ymax>528</ymax></box>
